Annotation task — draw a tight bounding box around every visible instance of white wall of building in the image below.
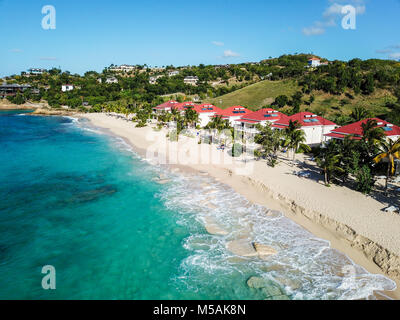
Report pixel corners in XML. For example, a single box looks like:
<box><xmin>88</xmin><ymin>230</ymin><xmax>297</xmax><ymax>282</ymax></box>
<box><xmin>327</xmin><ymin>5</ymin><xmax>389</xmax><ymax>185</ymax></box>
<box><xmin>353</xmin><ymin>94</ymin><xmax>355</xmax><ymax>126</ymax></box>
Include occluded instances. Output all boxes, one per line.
<box><xmin>302</xmin><ymin>125</ymin><xmax>337</xmax><ymax>145</ymax></box>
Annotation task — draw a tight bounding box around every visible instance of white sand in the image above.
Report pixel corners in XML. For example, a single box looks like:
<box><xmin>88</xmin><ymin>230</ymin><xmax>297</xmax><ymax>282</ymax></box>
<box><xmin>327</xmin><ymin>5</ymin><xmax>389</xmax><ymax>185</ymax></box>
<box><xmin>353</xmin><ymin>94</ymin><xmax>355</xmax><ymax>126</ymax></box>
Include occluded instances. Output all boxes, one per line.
<box><xmin>82</xmin><ymin>113</ymin><xmax>400</xmax><ymax>299</ymax></box>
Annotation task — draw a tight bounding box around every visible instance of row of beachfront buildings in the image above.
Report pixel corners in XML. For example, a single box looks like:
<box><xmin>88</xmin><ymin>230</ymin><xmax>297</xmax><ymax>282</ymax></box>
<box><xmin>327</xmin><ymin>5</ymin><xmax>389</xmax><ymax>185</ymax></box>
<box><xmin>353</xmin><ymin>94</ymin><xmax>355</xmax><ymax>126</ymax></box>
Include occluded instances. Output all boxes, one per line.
<box><xmin>153</xmin><ymin>101</ymin><xmax>400</xmax><ymax>147</ymax></box>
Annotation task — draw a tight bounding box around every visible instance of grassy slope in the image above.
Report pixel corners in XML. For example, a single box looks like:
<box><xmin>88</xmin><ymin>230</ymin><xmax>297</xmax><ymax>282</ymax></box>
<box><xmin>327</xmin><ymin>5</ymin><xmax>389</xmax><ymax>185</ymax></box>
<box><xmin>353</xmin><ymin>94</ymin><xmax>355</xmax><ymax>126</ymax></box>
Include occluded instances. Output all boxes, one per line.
<box><xmin>209</xmin><ymin>79</ymin><xmax>396</xmax><ymax>118</ymax></box>
<box><xmin>209</xmin><ymin>80</ymin><xmax>299</xmax><ymax>110</ymax></box>
<box><xmin>297</xmin><ymin>89</ymin><xmax>396</xmax><ymax>119</ymax></box>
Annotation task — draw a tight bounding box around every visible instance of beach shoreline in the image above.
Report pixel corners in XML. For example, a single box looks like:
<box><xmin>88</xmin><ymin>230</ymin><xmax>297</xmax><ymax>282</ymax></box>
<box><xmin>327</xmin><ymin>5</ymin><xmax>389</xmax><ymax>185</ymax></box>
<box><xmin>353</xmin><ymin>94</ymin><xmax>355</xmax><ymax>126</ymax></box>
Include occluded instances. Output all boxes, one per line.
<box><xmin>80</xmin><ymin>113</ymin><xmax>400</xmax><ymax>300</ymax></box>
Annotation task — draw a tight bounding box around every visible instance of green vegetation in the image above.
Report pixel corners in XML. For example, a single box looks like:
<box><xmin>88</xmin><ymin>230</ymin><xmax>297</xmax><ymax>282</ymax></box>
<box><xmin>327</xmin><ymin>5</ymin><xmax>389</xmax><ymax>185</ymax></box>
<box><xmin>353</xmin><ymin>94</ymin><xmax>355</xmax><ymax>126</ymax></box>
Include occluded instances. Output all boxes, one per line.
<box><xmin>210</xmin><ymin>80</ymin><xmax>299</xmax><ymax>110</ymax></box>
<box><xmin>313</xmin><ymin>120</ymin><xmax>400</xmax><ymax>194</ymax></box>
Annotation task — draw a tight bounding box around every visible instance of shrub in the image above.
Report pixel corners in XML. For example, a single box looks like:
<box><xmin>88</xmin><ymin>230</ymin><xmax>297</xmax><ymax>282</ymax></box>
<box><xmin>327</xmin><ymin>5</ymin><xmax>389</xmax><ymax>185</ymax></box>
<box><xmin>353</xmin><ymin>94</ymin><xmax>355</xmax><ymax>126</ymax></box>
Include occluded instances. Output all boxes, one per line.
<box><xmin>355</xmin><ymin>165</ymin><xmax>375</xmax><ymax>194</ymax></box>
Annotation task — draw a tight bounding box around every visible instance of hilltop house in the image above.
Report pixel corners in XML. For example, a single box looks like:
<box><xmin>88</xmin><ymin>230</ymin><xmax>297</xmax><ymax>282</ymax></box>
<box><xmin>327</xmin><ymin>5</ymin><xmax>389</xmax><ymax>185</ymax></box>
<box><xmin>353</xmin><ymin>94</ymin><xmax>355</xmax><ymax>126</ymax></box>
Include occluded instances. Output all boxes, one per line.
<box><xmin>184</xmin><ymin>76</ymin><xmax>199</xmax><ymax>86</ymax></box>
<box><xmin>0</xmin><ymin>83</ymin><xmax>32</xmax><ymax>98</ymax></box>
<box><xmin>272</xmin><ymin>112</ymin><xmax>337</xmax><ymax>146</ymax></box>
<box><xmin>149</xmin><ymin>75</ymin><xmax>163</xmax><ymax>85</ymax></box>
<box><xmin>61</xmin><ymin>84</ymin><xmax>74</xmax><ymax>92</ymax></box>
<box><xmin>106</xmin><ymin>77</ymin><xmax>118</xmax><ymax>84</ymax></box>
<box><xmin>168</xmin><ymin>70</ymin><xmax>180</xmax><ymax>77</ymax></box>
<box><xmin>28</xmin><ymin>68</ymin><xmax>47</xmax><ymax>75</ymax></box>
<box><xmin>308</xmin><ymin>58</ymin><xmax>321</xmax><ymax>68</ymax></box>
<box><xmin>324</xmin><ymin>118</ymin><xmax>400</xmax><ymax>142</ymax></box>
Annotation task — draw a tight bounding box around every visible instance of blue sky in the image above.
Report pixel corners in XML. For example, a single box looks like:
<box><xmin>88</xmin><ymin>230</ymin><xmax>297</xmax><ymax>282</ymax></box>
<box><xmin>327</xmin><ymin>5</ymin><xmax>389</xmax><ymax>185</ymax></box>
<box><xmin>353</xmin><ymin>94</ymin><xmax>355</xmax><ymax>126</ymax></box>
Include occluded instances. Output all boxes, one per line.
<box><xmin>1</xmin><ymin>0</ymin><xmax>399</xmax><ymax>76</ymax></box>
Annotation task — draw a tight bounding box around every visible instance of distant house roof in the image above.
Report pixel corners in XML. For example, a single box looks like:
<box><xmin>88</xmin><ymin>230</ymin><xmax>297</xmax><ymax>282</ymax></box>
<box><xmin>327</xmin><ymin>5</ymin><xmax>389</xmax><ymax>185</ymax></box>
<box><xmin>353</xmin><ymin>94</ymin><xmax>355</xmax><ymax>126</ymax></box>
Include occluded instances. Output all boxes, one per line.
<box><xmin>237</xmin><ymin>108</ymin><xmax>289</xmax><ymax>123</ymax></box>
<box><xmin>216</xmin><ymin>106</ymin><xmax>252</xmax><ymax>118</ymax></box>
<box><xmin>274</xmin><ymin>112</ymin><xmax>336</xmax><ymax>128</ymax></box>
<box><xmin>325</xmin><ymin>118</ymin><xmax>400</xmax><ymax>140</ymax></box>
<box><xmin>308</xmin><ymin>57</ymin><xmax>321</xmax><ymax>61</ymax></box>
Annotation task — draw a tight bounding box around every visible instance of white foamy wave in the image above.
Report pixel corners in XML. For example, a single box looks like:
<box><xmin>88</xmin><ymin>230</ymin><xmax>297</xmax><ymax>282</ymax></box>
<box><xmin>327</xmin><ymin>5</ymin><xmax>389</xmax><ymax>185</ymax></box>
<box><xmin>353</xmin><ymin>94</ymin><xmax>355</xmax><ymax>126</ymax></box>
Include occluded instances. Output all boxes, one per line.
<box><xmin>158</xmin><ymin>172</ymin><xmax>396</xmax><ymax>300</ymax></box>
<box><xmin>63</xmin><ymin>116</ymin><xmax>79</xmax><ymax>123</ymax></box>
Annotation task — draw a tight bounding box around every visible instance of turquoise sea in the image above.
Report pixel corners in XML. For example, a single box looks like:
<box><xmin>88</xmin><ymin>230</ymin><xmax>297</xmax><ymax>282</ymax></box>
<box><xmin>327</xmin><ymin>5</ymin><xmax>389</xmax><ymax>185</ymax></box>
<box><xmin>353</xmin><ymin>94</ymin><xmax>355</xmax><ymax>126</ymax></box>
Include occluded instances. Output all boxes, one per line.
<box><xmin>0</xmin><ymin>110</ymin><xmax>396</xmax><ymax>300</ymax></box>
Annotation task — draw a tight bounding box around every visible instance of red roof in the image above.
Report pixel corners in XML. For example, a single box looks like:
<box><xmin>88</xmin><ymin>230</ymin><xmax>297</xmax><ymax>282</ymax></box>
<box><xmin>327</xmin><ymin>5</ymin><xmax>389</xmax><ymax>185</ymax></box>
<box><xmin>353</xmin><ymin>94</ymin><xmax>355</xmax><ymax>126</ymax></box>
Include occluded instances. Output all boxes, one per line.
<box><xmin>193</xmin><ymin>104</ymin><xmax>222</xmax><ymax>114</ymax></box>
<box><xmin>216</xmin><ymin>106</ymin><xmax>252</xmax><ymax>118</ymax></box>
<box><xmin>238</xmin><ymin>108</ymin><xmax>289</xmax><ymax>123</ymax></box>
<box><xmin>275</xmin><ymin>112</ymin><xmax>336</xmax><ymax>127</ymax></box>
<box><xmin>326</xmin><ymin>118</ymin><xmax>400</xmax><ymax>139</ymax></box>
<box><xmin>154</xmin><ymin>100</ymin><xmax>178</xmax><ymax>110</ymax></box>
<box><xmin>308</xmin><ymin>58</ymin><xmax>320</xmax><ymax>61</ymax></box>
<box><xmin>174</xmin><ymin>101</ymin><xmax>196</xmax><ymax>111</ymax></box>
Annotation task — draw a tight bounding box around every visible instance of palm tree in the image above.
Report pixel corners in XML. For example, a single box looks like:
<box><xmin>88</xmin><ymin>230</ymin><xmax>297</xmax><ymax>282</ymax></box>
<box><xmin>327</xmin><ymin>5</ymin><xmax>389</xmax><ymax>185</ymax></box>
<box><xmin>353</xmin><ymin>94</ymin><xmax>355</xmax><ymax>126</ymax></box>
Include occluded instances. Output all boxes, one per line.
<box><xmin>373</xmin><ymin>138</ymin><xmax>400</xmax><ymax>191</ymax></box>
<box><xmin>184</xmin><ymin>107</ymin><xmax>199</xmax><ymax>128</ymax></box>
<box><xmin>205</xmin><ymin>115</ymin><xmax>231</xmax><ymax>144</ymax></box>
<box><xmin>350</xmin><ymin>107</ymin><xmax>370</xmax><ymax>122</ymax></box>
<box><xmin>316</xmin><ymin>149</ymin><xmax>344</xmax><ymax>186</ymax></box>
<box><xmin>361</xmin><ymin>119</ymin><xmax>385</xmax><ymax>146</ymax></box>
<box><xmin>283</xmin><ymin>120</ymin><xmax>311</xmax><ymax>160</ymax></box>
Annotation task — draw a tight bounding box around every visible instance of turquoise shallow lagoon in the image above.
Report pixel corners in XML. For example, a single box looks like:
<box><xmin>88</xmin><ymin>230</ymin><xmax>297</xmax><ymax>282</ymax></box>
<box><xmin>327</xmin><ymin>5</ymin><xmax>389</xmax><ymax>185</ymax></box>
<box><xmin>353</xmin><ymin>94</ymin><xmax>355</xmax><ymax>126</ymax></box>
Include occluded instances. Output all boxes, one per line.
<box><xmin>0</xmin><ymin>110</ymin><xmax>396</xmax><ymax>300</ymax></box>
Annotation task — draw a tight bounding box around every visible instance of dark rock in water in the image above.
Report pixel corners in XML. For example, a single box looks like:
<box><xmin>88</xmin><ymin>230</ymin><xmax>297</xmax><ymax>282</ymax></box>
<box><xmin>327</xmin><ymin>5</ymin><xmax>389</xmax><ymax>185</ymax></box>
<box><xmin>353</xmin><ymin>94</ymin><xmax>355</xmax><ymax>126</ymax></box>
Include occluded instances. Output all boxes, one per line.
<box><xmin>247</xmin><ymin>277</ymin><xmax>267</xmax><ymax>289</ymax></box>
<box><xmin>247</xmin><ymin>276</ymin><xmax>290</xmax><ymax>300</ymax></box>
<box><xmin>63</xmin><ymin>185</ymin><xmax>117</xmax><ymax>205</ymax></box>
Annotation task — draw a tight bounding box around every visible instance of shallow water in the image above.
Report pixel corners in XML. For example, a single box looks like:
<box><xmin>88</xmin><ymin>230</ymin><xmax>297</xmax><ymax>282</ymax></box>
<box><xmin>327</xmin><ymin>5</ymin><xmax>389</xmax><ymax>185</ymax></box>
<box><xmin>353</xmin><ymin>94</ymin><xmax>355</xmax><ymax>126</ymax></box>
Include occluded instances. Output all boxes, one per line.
<box><xmin>0</xmin><ymin>110</ymin><xmax>396</xmax><ymax>299</ymax></box>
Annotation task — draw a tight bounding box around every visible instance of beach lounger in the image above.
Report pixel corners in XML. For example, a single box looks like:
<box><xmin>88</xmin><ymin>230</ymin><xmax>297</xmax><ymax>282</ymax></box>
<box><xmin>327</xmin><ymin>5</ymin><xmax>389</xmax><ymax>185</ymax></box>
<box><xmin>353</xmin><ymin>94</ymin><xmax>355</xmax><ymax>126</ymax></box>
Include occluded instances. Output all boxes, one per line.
<box><xmin>384</xmin><ymin>206</ymin><xmax>399</xmax><ymax>213</ymax></box>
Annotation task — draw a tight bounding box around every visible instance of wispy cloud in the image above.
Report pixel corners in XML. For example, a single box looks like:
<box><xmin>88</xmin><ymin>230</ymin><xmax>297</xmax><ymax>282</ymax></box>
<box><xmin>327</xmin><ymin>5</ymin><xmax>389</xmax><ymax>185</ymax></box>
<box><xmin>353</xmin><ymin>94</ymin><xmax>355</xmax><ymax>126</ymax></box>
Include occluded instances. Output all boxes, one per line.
<box><xmin>212</xmin><ymin>41</ymin><xmax>224</xmax><ymax>47</ymax></box>
<box><xmin>40</xmin><ymin>57</ymin><xmax>57</xmax><ymax>61</ymax></box>
<box><xmin>376</xmin><ymin>49</ymin><xmax>393</xmax><ymax>54</ymax></box>
<box><xmin>223</xmin><ymin>50</ymin><xmax>240</xmax><ymax>58</ymax></box>
<box><xmin>389</xmin><ymin>52</ymin><xmax>400</xmax><ymax>59</ymax></box>
<box><xmin>375</xmin><ymin>44</ymin><xmax>400</xmax><ymax>59</ymax></box>
<box><xmin>10</xmin><ymin>48</ymin><xmax>23</xmax><ymax>53</ymax></box>
<box><xmin>302</xmin><ymin>0</ymin><xmax>366</xmax><ymax>36</ymax></box>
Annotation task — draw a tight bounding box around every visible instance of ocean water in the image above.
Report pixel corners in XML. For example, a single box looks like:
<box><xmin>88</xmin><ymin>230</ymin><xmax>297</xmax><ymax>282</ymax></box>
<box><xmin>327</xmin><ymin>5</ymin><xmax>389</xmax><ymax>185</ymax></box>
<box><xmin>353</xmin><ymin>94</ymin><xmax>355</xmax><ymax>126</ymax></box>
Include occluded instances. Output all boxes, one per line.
<box><xmin>0</xmin><ymin>110</ymin><xmax>396</xmax><ymax>300</ymax></box>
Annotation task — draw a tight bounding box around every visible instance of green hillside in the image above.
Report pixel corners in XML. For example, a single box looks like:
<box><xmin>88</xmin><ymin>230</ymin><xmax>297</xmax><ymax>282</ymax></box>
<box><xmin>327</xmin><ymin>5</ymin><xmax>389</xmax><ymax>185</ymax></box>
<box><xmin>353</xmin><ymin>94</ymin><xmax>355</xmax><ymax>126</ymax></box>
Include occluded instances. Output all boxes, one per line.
<box><xmin>209</xmin><ymin>80</ymin><xmax>299</xmax><ymax>110</ymax></box>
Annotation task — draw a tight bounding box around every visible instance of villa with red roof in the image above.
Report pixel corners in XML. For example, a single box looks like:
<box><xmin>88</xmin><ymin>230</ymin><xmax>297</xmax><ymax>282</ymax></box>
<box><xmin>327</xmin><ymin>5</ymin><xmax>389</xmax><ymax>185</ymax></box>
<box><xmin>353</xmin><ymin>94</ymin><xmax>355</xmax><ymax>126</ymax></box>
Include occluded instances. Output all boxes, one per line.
<box><xmin>152</xmin><ymin>100</ymin><xmax>179</xmax><ymax>114</ymax></box>
<box><xmin>193</xmin><ymin>104</ymin><xmax>222</xmax><ymax>127</ymax></box>
<box><xmin>215</xmin><ymin>106</ymin><xmax>252</xmax><ymax>126</ymax></box>
<box><xmin>325</xmin><ymin>118</ymin><xmax>400</xmax><ymax>142</ymax></box>
<box><xmin>273</xmin><ymin>112</ymin><xmax>337</xmax><ymax>146</ymax></box>
<box><xmin>235</xmin><ymin>108</ymin><xmax>289</xmax><ymax>137</ymax></box>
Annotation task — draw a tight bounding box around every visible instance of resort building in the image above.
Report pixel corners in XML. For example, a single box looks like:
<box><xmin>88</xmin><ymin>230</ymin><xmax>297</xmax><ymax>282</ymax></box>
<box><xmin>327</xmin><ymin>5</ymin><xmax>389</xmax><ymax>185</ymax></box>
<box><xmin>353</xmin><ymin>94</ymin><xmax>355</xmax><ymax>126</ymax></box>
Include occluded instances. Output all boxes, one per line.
<box><xmin>183</xmin><ymin>76</ymin><xmax>199</xmax><ymax>86</ymax></box>
<box><xmin>235</xmin><ymin>108</ymin><xmax>289</xmax><ymax>138</ymax></box>
<box><xmin>272</xmin><ymin>112</ymin><xmax>337</xmax><ymax>146</ymax></box>
<box><xmin>325</xmin><ymin>118</ymin><xmax>400</xmax><ymax>142</ymax></box>
<box><xmin>61</xmin><ymin>84</ymin><xmax>74</xmax><ymax>92</ymax></box>
<box><xmin>215</xmin><ymin>106</ymin><xmax>252</xmax><ymax>126</ymax></box>
<box><xmin>152</xmin><ymin>100</ymin><xmax>179</xmax><ymax>114</ymax></box>
<box><xmin>193</xmin><ymin>104</ymin><xmax>222</xmax><ymax>127</ymax></box>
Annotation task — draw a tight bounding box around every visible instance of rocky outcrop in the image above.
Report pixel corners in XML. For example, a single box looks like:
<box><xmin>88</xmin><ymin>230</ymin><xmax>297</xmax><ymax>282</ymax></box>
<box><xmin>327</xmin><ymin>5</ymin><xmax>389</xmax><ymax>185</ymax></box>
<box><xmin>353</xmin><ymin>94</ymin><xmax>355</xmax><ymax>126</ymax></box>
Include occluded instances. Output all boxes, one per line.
<box><xmin>204</xmin><ymin>217</ymin><xmax>228</xmax><ymax>236</ymax></box>
<box><xmin>226</xmin><ymin>240</ymin><xmax>277</xmax><ymax>259</ymax></box>
<box><xmin>31</xmin><ymin>108</ymin><xmax>78</xmax><ymax>116</ymax></box>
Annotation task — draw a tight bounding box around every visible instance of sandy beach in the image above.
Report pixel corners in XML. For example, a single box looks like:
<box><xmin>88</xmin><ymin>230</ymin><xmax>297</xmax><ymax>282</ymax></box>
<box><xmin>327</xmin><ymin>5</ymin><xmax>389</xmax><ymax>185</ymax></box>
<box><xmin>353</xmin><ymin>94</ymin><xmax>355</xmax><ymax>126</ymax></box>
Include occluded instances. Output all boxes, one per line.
<box><xmin>82</xmin><ymin>113</ymin><xmax>400</xmax><ymax>299</ymax></box>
